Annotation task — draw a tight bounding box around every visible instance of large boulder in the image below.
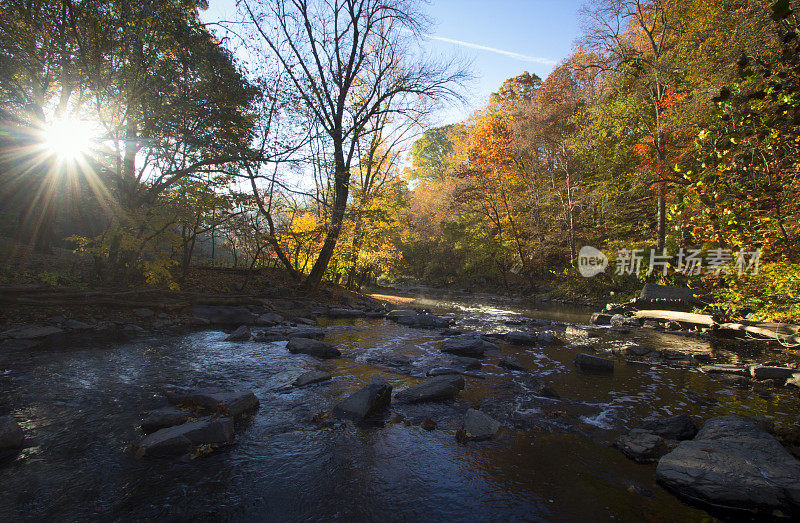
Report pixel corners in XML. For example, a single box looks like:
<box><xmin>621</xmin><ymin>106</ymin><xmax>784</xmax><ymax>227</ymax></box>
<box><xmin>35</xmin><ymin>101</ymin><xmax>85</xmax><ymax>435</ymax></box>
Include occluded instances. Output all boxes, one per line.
<box><xmin>292</xmin><ymin>370</ymin><xmax>332</xmax><ymax>387</ymax></box>
<box><xmin>656</xmin><ymin>416</ymin><xmax>800</xmax><ymax>512</ymax></box>
<box><xmin>440</xmin><ymin>336</ymin><xmax>492</xmax><ymax>358</ymax></box>
<box><xmin>286</xmin><ymin>338</ymin><xmax>341</xmax><ymax>359</ymax></box>
<box><xmin>636</xmin><ymin>414</ymin><xmax>698</xmax><ymax>441</ymax></box>
<box><xmin>0</xmin><ymin>416</ymin><xmax>24</xmax><ymax>451</ymax></box>
<box><xmin>615</xmin><ymin>429</ymin><xmax>675</xmax><ymax>463</ymax></box>
<box><xmin>137</xmin><ymin>418</ymin><xmax>234</xmax><ymax>457</ymax></box>
<box><xmin>333</xmin><ymin>377</ymin><xmax>392</xmax><ymax>421</ymax></box>
<box><xmin>536</xmin><ymin>332</ymin><xmax>560</xmax><ymax>345</ymax></box>
<box><xmin>190</xmin><ymin>305</ymin><xmax>257</xmax><ymax>325</ymax></box>
<box><xmin>590</xmin><ymin>312</ymin><xmax>613</xmax><ymax>326</ymax></box>
<box><xmin>395</xmin><ymin>375</ymin><xmax>465</xmax><ymax>403</ymax></box>
<box><xmin>461</xmin><ymin>409</ymin><xmax>502</xmax><ymax>441</ymax></box>
<box><xmin>574</xmin><ymin>353</ymin><xmax>614</xmax><ymax>373</ymax></box>
<box><xmin>610</xmin><ymin>314</ymin><xmax>640</xmax><ymax>328</ymax></box>
<box><xmin>165</xmin><ymin>387</ymin><xmax>259</xmax><ymax>417</ymax></box>
<box><xmin>141</xmin><ymin>407</ymin><xmax>189</xmax><ymax>434</ymax></box>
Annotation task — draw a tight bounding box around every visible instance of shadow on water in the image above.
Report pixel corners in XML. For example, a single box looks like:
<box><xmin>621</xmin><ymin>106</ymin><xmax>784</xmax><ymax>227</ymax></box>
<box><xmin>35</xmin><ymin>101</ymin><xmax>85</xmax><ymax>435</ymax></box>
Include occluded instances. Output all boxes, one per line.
<box><xmin>1</xmin><ymin>292</ymin><xmax>796</xmax><ymax>520</ymax></box>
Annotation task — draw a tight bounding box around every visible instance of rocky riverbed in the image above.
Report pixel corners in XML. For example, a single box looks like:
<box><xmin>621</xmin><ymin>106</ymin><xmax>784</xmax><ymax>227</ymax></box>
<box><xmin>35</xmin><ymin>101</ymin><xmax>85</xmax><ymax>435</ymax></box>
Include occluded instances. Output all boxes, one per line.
<box><xmin>1</xmin><ymin>291</ymin><xmax>800</xmax><ymax>519</ymax></box>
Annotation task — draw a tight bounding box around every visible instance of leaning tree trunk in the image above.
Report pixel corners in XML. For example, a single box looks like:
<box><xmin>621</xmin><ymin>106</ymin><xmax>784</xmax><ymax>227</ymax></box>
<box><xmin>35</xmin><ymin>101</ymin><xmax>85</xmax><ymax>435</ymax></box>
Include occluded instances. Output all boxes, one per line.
<box><xmin>305</xmin><ymin>154</ymin><xmax>350</xmax><ymax>289</ymax></box>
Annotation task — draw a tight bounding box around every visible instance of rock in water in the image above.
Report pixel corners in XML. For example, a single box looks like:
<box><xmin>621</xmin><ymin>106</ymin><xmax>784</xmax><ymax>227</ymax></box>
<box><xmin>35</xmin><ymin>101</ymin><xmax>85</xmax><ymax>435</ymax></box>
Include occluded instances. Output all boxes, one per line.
<box><xmin>574</xmin><ymin>353</ymin><xmax>615</xmax><ymax>373</ymax></box>
<box><xmin>461</xmin><ymin>409</ymin><xmax>501</xmax><ymax>441</ymax></box>
<box><xmin>255</xmin><ymin>312</ymin><xmax>284</xmax><ymax>325</ymax></box>
<box><xmin>536</xmin><ymin>332</ymin><xmax>559</xmax><ymax>345</ymax></box>
<box><xmin>190</xmin><ymin>305</ymin><xmax>257</xmax><ymax>325</ymax></box>
<box><xmin>292</xmin><ymin>370</ymin><xmax>332</xmax><ymax>387</ymax></box>
<box><xmin>137</xmin><ymin>418</ymin><xmax>234</xmax><ymax>457</ymax></box>
<box><xmin>392</xmin><ymin>314</ymin><xmax>452</xmax><ymax>328</ymax></box>
<box><xmin>499</xmin><ymin>356</ymin><xmax>527</xmax><ymax>371</ymax></box>
<box><xmin>749</xmin><ymin>365</ymin><xmax>798</xmax><ymax>381</ymax></box>
<box><xmin>656</xmin><ymin>416</ymin><xmax>800</xmax><ymax>512</ymax></box>
<box><xmin>440</xmin><ymin>336</ymin><xmax>489</xmax><ymax>358</ymax></box>
<box><xmin>0</xmin><ymin>416</ymin><xmax>24</xmax><ymax>451</ymax></box>
<box><xmin>141</xmin><ymin>407</ymin><xmax>189</xmax><ymax>434</ymax></box>
<box><xmin>395</xmin><ymin>375</ymin><xmax>465</xmax><ymax>403</ymax></box>
<box><xmin>165</xmin><ymin>388</ymin><xmax>259</xmax><ymax>417</ymax></box>
<box><xmin>286</xmin><ymin>338</ymin><xmax>341</xmax><ymax>359</ymax></box>
<box><xmin>615</xmin><ymin>429</ymin><xmax>675</xmax><ymax>463</ymax></box>
<box><xmin>333</xmin><ymin>377</ymin><xmax>392</xmax><ymax>421</ymax></box>
<box><xmin>225</xmin><ymin>325</ymin><xmax>251</xmax><ymax>341</ymax></box>
<box><xmin>636</xmin><ymin>414</ymin><xmax>698</xmax><ymax>441</ymax></box>
<box><xmin>504</xmin><ymin>331</ymin><xmax>536</xmax><ymax>345</ymax></box>
<box><xmin>590</xmin><ymin>312</ymin><xmax>613</xmax><ymax>325</ymax></box>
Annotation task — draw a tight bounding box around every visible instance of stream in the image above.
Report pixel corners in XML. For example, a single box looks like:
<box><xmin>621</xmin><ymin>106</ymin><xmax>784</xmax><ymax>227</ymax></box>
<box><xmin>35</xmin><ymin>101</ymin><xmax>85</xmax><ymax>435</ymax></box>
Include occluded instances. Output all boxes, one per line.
<box><xmin>1</xmin><ymin>292</ymin><xmax>798</xmax><ymax>520</ymax></box>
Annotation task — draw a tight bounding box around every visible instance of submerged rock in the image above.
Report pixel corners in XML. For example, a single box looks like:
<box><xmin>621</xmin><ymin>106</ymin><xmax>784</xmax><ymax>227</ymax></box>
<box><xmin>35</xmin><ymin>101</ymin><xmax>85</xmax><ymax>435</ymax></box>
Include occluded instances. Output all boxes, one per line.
<box><xmin>141</xmin><ymin>407</ymin><xmax>189</xmax><ymax>434</ymax></box>
<box><xmin>254</xmin><ymin>326</ymin><xmax>326</xmax><ymax>342</ymax></box>
<box><xmin>286</xmin><ymin>338</ymin><xmax>341</xmax><ymax>359</ymax></box>
<box><xmin>574</xmin><ymin>353</ymin><xmax>614</xmax><ymax>373</ymax></box>
<box><xmin>333</xmin><ymin>377</ymin><xmax>392</xmax><ymax>421</ymax></box>
<box><xmin>395</xmin><ymin>375</ymin><xmax>465</xmax><ymax>403</ymax></box>
<box><xmin>615</xmin><ymin>429</ymin><xmax>675</xmax><ymax>463</ymax></box>
<box><xmin>292</xmin><ymin>370</ymin><xmax>332</xmax><ymax>387</ymax></box>
<box><xmin>636</xmin><ymin>414</ymin><xmax>698</xmax><ymax>441</ymax></box>
<box><xmin>0</xmin><ymin>416</ymin><xmax>24</xmax><ymax>451</ymax></box>
<box><xmin>499</xmin><ymin>356</ymin><xmax>527</xmax><ymax>372</ymax></box>
<box><xmin>225</xmin><ymin>325</ymin><xmax>251</xmax><ymax>341</ymax></box>
<box><xmin>656</xmin><ymin>416</ymin><xmax>800</xmax><ymax>512</ymax></box>
<box><xmin>137</xmin><ymin>418</ymin><xmax>234</xmax><ymax>457</ymax></box>
<box><xmin>461</xmin><ymin>409</ymin><xmax>502</xmax><ymax>441</ymax></box>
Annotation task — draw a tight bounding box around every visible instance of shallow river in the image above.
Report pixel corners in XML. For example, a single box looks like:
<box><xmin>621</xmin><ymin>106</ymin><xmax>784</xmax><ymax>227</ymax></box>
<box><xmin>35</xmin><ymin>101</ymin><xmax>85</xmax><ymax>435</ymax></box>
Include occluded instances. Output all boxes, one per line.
<box><xmin>1</xmin><ymin>293</ymin><xmax>798</xmax><ymax>521</ymax></box>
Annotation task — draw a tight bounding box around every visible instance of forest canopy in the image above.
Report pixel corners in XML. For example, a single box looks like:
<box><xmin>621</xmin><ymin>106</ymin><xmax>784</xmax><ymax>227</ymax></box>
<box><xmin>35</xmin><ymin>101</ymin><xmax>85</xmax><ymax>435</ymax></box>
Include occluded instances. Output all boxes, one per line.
<box><xmin>0</xmin><ymin>0</ymin><xmax>798</xmax><ymax>320</ymax></box>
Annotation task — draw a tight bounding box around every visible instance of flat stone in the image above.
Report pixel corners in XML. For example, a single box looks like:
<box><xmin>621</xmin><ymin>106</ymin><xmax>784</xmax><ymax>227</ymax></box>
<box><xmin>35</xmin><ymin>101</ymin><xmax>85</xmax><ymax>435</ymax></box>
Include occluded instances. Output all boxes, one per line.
<box><xmin>656</xmin><ymin>416</ymin><xmax>800</xmax><ymax>512</ymax></box>
<box><xmin>462</xmin><ymin>408</ymin><xmax>502</xmax><ymax>441</ymax></box>
<box><xmin>166</xmin><ymin>388</ymin><xmax>259</xmax><ymax>417</ymax></box>
<box><xmin>441</xmin><ymin>336</ymin><xmax>487</xmax><ymax>358</ymax></box>
<box><xmin>392</xmin><ymin>314</ymin><xmax>452</xmax><ymax>329</ymax></box>
<box><xmin>749</xmin><ymin>365</ymin><xmax>798</xmax><ymax>381</ymax></box>
<box><xmin>133</xmin><ymin>308</ymin><xmax>155</xmax><ymax>318</ymax></box>
<box><xmin>625</xmin><ymin>344</ymin><xmax>655</xmax><ymax>357</ymax></box>
<box><xmin>333</xmin><ymin>377</ymin><xmax>392</xmax><ymax>421</ymax></box>
<box><xmin>565</xmin><ymin>326</ymin><xmax>590</xmax><ymax>337</ymax></box>
<box><xmin>536</xmin><ymin>332</ymin><xmax>559</xmax><ymax>345</ymax></box>
<box><xmin>395</xmin><ymin>375</ymin><xmax>465</xmax><ymax>403</ymax></box>
<box><xmin>63</xmin><ymin>319</ymin><xmax>92</xmax><ymax>330</ymax></box>
<box><xmin>504</xmin><ymin>331</ymin><xmax>536</xmax><ymax>345</ymax></box>
<box><xmin>636</xmin><ymin>414</ymin><xmax>698</xmax><ymax>441</ymax></box>
<box><xmin>0</xmin><ymin>416</ymin><xmax>24</xmax><ymax>451</ymax></box>
<box><xmin>292</xmin><ymin>370</ymin><xmax>332</xmax><ymax>387</ymax></box>
<box><xmin>141</xmin><ymin>407</ymin><xmax>189</xmax><ymax>434</ymax></box>
<box><xmin>6</xmin><ymin>326</ymin><xmax>64</xmax><ymax>339</ymax></box>
<box><xmin>456</xmin><ymin>357</ymin><xmax>482</xmax><ymax>371</ymax></box>
<box><xmin>137</xmin><ymin>418</ymin><xmax>234</xmax><ymax>456</ymax></box>
<box><xmin>574</xmin><ymin>353</ymin><xmax>614</xmax><ymax>372</ymax></box>
<box><xmin>499</xmin><ymin>356</ymin><xmax>527</xmax><ymax>371</ymax></box>
<box><xmin>286</xmin><ymin>338</ymin><xmax>341</xmax><ymax>359</ymax></box>
<box><xmin>255</xmin><ymin>312</ymin><xmax>284</xmax><ymax>325</ymax></box>
<box><xmin>253</xmin><ymin>326</ymin><xmax>326</xmax><ymax>342</ymax></box>
<box><xmin>700</xmin><ymin>365</ymin><xmax>749</xmax><ymax>377</ymax></box>
<box><xmin>225</xmin><ymin>325</ymin><xmax>251</xmax><ymax>341</ymax></box>
<box><xmin>615</xmin><ymin>429</ymin><xmax>675</xmax><ymax>463</ymax></box>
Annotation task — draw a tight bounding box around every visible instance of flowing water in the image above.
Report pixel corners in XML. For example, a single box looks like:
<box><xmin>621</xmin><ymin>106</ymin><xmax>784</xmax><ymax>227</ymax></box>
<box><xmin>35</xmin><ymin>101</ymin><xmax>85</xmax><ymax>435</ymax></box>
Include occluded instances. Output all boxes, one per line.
<box><xmin>1</xmin><ymin>293</ymin><xmax>798</xmax><ymax>521</ymax></box>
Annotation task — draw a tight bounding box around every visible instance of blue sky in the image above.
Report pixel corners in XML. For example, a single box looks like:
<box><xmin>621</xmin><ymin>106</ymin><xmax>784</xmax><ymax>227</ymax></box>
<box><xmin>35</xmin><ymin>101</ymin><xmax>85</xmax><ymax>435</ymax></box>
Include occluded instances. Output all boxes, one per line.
<box><xmin>202</xmin><ymin>0</ymin><xmax>584</xmax><ymax>126</ymax></box>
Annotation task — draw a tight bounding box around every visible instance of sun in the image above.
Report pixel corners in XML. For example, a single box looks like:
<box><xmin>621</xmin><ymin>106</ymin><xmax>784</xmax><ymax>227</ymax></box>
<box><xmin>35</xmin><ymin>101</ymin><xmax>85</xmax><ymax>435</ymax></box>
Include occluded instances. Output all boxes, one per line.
<box><xmin>43</xmin><ymin>118</ymin><xmax>95</xmax><ymax>161</ymax></box>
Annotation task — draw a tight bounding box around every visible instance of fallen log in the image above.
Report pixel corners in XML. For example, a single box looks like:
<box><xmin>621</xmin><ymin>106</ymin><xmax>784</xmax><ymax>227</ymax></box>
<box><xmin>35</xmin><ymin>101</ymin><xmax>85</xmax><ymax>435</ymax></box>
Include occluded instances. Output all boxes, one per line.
<box><xmin>633</xmin><ymin>310</ymin><xmax>800</xmax><ymax>345</ymax></box>
<box><xmin>632</xmin><ymin>310</ymin><xmax>716</xmax><ymax>327</ymax></box>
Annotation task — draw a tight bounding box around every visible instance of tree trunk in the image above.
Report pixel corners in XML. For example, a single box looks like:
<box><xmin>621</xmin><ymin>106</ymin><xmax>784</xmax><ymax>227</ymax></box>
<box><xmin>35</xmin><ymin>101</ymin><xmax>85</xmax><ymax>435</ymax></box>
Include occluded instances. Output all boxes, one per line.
<box><xmin>305</xmin><ymin>154</ymin><xmax>349</xmax><ymax>289</ymax></box>
<box><xmin>657</xmin><ymin>181</ymin><xmax>666</xmax><ymax>251</ymax></box>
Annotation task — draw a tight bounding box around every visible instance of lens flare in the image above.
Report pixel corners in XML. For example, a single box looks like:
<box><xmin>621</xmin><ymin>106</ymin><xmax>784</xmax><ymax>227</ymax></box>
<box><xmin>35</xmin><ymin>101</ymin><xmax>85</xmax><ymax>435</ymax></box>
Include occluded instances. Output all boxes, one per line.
<box><xmin>43</xmin><ymin>118</ymin><xmax>95</xmax><ymax>160</ymax></box>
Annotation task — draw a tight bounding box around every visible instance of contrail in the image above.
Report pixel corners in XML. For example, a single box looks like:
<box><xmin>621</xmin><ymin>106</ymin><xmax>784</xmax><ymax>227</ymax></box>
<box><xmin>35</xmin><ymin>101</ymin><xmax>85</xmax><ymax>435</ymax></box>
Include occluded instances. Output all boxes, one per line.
<box><xmin>422</xmin><ymin>34</ymin><xmax>557</xmax><ymax>66</ymax></box>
